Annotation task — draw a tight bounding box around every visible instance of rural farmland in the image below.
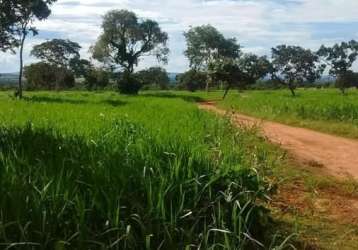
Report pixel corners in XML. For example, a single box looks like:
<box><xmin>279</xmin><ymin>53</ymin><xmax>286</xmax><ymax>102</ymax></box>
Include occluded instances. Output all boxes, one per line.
<box><xmin>1</xmin><ymin>0</ymin><xmax>358</xmax><ymax>249</ymax></box>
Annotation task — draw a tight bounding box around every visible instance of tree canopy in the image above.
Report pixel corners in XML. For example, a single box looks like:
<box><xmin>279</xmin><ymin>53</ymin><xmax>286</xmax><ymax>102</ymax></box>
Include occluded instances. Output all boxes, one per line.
<box><xmin>92</xmin><ymin>9</ymin><xmax>169</xmax><ymax>74</ymax></box>
<box><xmin>317</xmin><ymin>40</ymin><xmax>358</xmax><ymax>93</ymax></box>
<box><xmin>271</xmin><ymin>45</ymin><xmax>324</xmax><ymax>96</ymax></box>
<box><xmin>0</xmin><ymin>0</ymin><xmax>56</xmax><ymax>52</ymax></box>
<box><xmin>208</xmin><ymin>54</ymin><xmax>271</xmax><ymax>99</ymax></box>
<box><xmin>184</xmin><ymin>25</ymin><xmax>240</xmax><ymax>70</ymax></box>
<box><xmin>0</xmin><ymin>0</ymin><xmax>57</xmax><ymax>98</ymax></box>
<box><xmin>31</xmin><ymin>39</ymin><xmax>81</xmax><ymax>68</ymax></box>
<box><xmin>136</xmin><ymin>67</ymin><xmax>170</xmax><ymax>90</ymax></box>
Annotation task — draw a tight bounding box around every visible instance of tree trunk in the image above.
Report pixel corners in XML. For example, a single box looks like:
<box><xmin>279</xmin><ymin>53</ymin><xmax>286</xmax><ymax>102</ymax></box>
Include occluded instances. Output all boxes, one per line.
<box><xmin>17</xmin><ymin>31</ymin><xmax>26</xmax><ymax>99</ymax></box>
<box><xmin>205</xmin><ymin>81</ymin><xmax>209</xmax><ymax>92</ymax></box>
<box><xmin>222</xmin><ymin>85</ymin><xmax>231</xmax><ymax>100</ymax></box>
<box><xmin>288</xmin><ymin>83</ymin><xmax>296</xmax><ymax>97</ymax></box>
<box><xmin>205</xmin><ymin>73</ymin><xmax>211</xmax><ymax>93</ymax></box>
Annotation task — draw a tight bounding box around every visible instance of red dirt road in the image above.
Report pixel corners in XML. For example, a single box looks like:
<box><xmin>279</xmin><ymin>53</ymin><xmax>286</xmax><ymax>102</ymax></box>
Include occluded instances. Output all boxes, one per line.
<box><xmin>199</xmin><ymin>102</ymin><xmax>358</xmax><ymax>180</ymax></box>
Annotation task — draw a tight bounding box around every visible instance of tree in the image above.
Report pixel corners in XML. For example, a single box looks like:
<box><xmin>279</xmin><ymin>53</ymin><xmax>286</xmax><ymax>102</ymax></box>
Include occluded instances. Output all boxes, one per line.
<box><xmin>208</xmin><ymin>54</ymin><xmax>271</xmax><ymax>99</ymax></box>
<box><xmin>177</xmin><ymin>70</ymin><xmax>207</xmax><ymax>92</ymax></box>
<box><xmin>69</xmin><ymin>58</ymin><xmax>92</xmax><ymax>78</ymax></box>
<box><xmin>31</xmin><ymin>39</ymin><xmax>81</xmax><ymax>68</ymax></box>
<box><xmin>0</xmin><ymin>1</ymin><xmax>19</xmax><ymax>52</ymax></box>
<box><xmin>335</xmin><ymin>70</ymin><xmax>358</xmax><ymax>91</ymax></box>
<box><xmin>0</xmin><ymin>0</ymin><xmax>57</xmax><ymax>98</ymax></box>
<box><xmin>237</xmin><ymin>54</ymin><xmax>272</xmax><ymax>86</ymax></box>
<box><xmin>92</xmin><ymin>9</ymin><xmax>169</xmax><ymax>94</ymax></box>
<box><xmin>271</xmin><ymin>45</ymin><xmax>324</xmax><ymax>96</ymax></box>
<box><xmin>184</xmin><ymin>25</ymin><xmax>241</xmax><ymax>92</ymax></box>
<box><xmin>184</xmin><ymin>25</ymin><xmax>240</xmax><ymax>91</ymax></box>
<box><xmin>184</xmin><ymin>25</ymin><xmax>240</xmax><ymax>70</ymax></box>
<box><xmin>24</xmin><ymin>62</ymin><xmax>75</xmax><ymax>90</ymax></box>
<box><xmin>317</xmin><ymin>40</ymin><xmax>358</xmax><ymax>94</ymax></box>
<box><xmin>136</xmin><ymin>67</ymin><xmax>170</xmax><ymax>90</ymax></box>
<box><xmin>84</xmin><ymin>68</ymin><xmax>110</xmax><ymax>90</ymax></box>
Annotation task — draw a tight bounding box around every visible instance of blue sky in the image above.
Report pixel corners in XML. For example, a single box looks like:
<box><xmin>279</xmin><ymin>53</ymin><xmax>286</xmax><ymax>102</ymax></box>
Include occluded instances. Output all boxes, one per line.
<box><xmin>1</xmin><ymin>0</ymin><xmax>358</xmax><ymax>73</ymax></box>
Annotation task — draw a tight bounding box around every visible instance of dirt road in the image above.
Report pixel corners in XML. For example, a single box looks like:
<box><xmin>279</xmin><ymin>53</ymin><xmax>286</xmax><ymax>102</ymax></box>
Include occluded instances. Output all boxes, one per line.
<box><xmin>199</xmin><ymin>102</ymin><xmax>358</xmax><ymax>180</ymax></box>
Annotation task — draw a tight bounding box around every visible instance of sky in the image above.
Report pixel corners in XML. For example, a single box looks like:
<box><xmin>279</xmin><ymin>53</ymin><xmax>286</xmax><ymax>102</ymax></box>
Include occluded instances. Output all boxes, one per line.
<box><xmin>1</xmin><ymin>0</ymin><xmax>358</xmax><ymax>73</ymax></box>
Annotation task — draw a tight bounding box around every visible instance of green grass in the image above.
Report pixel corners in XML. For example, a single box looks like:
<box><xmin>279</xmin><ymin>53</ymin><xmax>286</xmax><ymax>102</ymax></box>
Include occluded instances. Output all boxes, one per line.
<box><xmin>0</xmin><ymin>91</ymin><xmax>285</xmax><ymax>249</ymax></box>
<box><xmin>216</xmin><ymin>88</ymin><xmax>358</xmax><ymax>138</ymax></box>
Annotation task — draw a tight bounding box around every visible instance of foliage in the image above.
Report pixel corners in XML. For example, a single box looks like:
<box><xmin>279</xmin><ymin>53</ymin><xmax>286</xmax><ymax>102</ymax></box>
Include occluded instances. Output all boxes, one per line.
<box><xmin>24</xmin><ymin>62</ymin><xmax>75</xmax><ymax>90</ymax></box>
<box><xmin>0</xmin><ymin>0</ymin><xmax>19</xmax><ymax>52</ymax></box>
<box><xmin>184</xmin><ymin>25</ymin><xmax>240</xmax><ymax>70</ymax></box>
<box><xmin>176</xmin><ymin>69</ymin><xmax>207</xmax><ymax>92</ymax></box>
<box><xmin>209</xmin><ymin>55</ymin><xmax>271</xmax><ymax>98</ymax></box>
<box><xmin>31</xmin><ymin>39</ymin><xmax>82</xmax><ymax>67</ymax></box>
<box><xmin>0</xmin><ymin>0</ymin><xmax>57</xmax><ymax>98</ymax></box>
<box><xmin>0</xmin><ymin>0</ymin><xmax>56</xmax><ymax>52</ymax></box>
<box><xmin>135</xmin><ymin>67</ymin><xmax>170</xmax><ymax>90</ymax></box>
<box><xmin>0</xmin><ymin>91</ymin><xmax>279</xmax><ymax>249</ymax></box>
<box><xmin>336</xmin><ymin>71</ymin><xmax>358</xmax><ymax>93</ymax></box>
<box><xmin>92</xmin><ymin>9</ymin><xmax>169</xmax><ymax>74</ymax></box>
<box><xmin>118</xmin><ymin>71</ymin><xmax>142</xmax><ymax>94</ymax></box>
<box><xmin>69</xmin><ymin>58</ymin><xmax>92</xmax><ymax>78</ymax></box>
<box><xmin>271</xmin><ymin>45</ymin><xmax>324</xmax><ymax>96</ymax></box>
<box><xmin>184</xmin><ymin>25</ymin><xmax>241</xmax><ymax>91</ymax></box>
<box><xmin>84</xmin><ymin>67</ymin><xmax>110</xmax><ymax>90</ymax></box>
<box><xmin>318</xmin><ymin>40</ymin><xmax>358</xmax><ymax>93</ymax></box>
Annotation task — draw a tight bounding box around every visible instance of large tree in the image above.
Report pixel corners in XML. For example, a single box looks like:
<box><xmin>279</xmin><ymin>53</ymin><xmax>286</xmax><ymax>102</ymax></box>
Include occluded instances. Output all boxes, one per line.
<box><xmin>0</xmin><ymin>0</ymin><xmax>57</xmax><ymax>98</ymax></box>
<box><xmin>184</xmin><ymin>25</ymin><xmax>240</xmax><ymax>91</ymax></box>
<box><xmin>31</xmin><ymin>39</ymin><xmax>81</xmax><ymax>68</ymax></box>
<box><xmin>271</xmin><ymin>45</ymin><xmax>324</xmax><ymax>96</ymax></box>
<box><xmin>317</xmin><ymin>40</ymin><xmax>358</xmax><ymax>94</ymax></box>
<box><xmin>92</xmin><ymin>9</ymin><xmax>169</xmax><ymax>94</ymax></box>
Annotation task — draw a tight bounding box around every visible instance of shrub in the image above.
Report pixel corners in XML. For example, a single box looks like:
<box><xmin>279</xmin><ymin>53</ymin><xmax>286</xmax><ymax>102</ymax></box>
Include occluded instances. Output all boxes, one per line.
<box><xmin>176</xmin><ymin>70</ymin><xmax>207</xmax><ymax>92</ymax></box>
<box><xmin>136</xmin><ymin>67</ymin><xmax>170</xmax><ymax>90</ymax></box>
<box><xmin>336</xmin><ymin>71</ymin><xmax>358</xmax><ymax>93</ymax></box>
<box><xmin>84</xmin><ymin>68</ymin><xmax>110</xmax><ymax>90</ymax></box>
<box><xmin>118</xmin><ymin>72</ymin><xmax>142</xmax><ymax>94</ymax></box>
<box><xmin>24</xmin><ymin>62</ymin><xmax>75</xmax><ymax>90</ymax></box>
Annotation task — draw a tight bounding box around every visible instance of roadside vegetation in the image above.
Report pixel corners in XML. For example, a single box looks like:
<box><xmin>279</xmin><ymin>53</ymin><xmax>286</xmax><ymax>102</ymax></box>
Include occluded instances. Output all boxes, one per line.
<box><xmin>0</xmin><ymin>91</ymin><xmax>288</xmax><ymax>249</ymax></box>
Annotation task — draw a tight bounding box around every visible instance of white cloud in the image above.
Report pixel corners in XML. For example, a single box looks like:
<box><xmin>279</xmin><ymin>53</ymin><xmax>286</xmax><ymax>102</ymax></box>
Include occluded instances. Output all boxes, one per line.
<box><xmin>1</xmin><ymin>0</ymin><xmax>358</xmax><ymax>73</ymax></box>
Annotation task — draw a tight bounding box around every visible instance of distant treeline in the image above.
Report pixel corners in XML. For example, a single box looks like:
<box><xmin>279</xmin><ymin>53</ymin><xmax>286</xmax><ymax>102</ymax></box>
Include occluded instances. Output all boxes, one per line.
<box><xmin>2</xmin><ymin>3</ymin><xmax>358</xmax><ymax>97</ymax></box>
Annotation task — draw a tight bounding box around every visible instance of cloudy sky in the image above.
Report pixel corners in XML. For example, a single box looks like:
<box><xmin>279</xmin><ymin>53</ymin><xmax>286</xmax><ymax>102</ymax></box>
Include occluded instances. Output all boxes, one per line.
<box><xmin>1</xmin><ymin>0</ymin><xmax>358</xmax><ymax>73</ymax></box>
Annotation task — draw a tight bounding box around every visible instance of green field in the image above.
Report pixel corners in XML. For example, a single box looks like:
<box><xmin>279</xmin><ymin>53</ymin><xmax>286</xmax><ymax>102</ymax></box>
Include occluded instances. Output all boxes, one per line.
<box><xmin>0</xmin><ymin>91</ymin><xmax>285</xmax><ymax>249</ymax></box>
<box><xmin>183</xmin><ymin>88</ymin><xmax>358</xmax><ymax>139</ymax></box>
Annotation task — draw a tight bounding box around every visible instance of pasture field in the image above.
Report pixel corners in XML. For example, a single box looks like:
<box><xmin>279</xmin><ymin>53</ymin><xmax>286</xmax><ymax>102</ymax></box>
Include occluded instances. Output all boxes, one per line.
<box><xmin>172</xmin><ymin>88</ymin><xmax>358</xmax><ymax>138</ymax></box>
<box><xmin>218</xmin><ymin>88</ymin><xmax>358</xmax><ymax>138</ymax></box>
<box><xmin>0</xmin><ymin>91</ymin><xmax>284</xmax><ymax>249</ymax></box>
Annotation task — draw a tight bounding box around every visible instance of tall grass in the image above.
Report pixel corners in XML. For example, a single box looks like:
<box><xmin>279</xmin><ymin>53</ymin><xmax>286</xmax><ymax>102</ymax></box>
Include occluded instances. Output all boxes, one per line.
<box><xmin>215</xmin><ymin>89</ymin><xmax>358</xmax><ymax>138</ymax></box>
<box><xmin>0</xmin><ymin>92</ymin><xmax>279</xmax><ymax>249</ymax></box>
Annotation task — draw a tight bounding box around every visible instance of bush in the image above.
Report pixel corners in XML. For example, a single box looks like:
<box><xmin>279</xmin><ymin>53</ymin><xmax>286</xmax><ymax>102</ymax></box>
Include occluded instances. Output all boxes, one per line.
<box><xmin>118</xmin><ymin>72</ymin><xmax>142</xmax><ymax>94</ymax></box>
<box><xmin>135</xmin><ymin>67</ymin><xmax>170</xmax><ymax>90</ymax></box>
<box><xmin>336</xmin><ymin>71</ymin><xmax>358</xmax><ymax>93</ymax></box>
<box><xmin>24</xmin><ymin>62</ymin><xmax>75</xmax><ymax>90</ymax></box>
<box><xmin>84</xmin><ymin>68</ymin><xmax>110</xmax><ymax>90</ymax></box>
<box><xmin>176</xmin><ymin>70</ymin><xmax>207</xmax><ymax>92</ymax></box>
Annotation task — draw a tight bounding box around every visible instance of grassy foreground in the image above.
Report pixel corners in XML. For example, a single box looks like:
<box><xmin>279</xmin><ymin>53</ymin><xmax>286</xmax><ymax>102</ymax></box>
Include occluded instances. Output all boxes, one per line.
<box><xmin>0</xmin><ymin>91</ymin><xmax>285</xmax><ymax>249</ymax></box>
<box><xmin>216</xmin><ymin>89</ymin><xmax>358</xmax><ymax>139</ymax></box>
